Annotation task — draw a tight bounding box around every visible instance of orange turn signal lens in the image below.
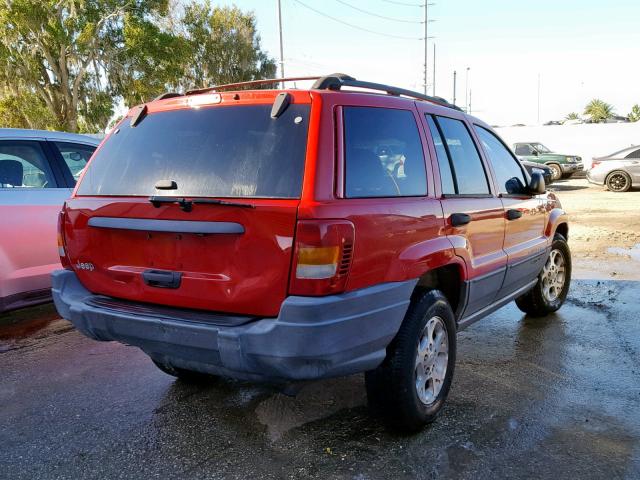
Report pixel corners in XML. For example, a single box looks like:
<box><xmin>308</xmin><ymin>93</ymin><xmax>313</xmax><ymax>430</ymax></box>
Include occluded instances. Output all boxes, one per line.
<box><xmin>296</xmin><ymin>246</ymin><xmax>340</xmax><ymax>279</ymax></box>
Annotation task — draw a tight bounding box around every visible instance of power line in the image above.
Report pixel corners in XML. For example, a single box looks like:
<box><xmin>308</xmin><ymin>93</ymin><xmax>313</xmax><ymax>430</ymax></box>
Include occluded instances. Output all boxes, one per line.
<box><xmin>381</xmin><ymin>0</ymin><xmax>425</xmax><ymax>7</ymax></box>
<box><xmin>335</xmin><ymin>0</ymin><xmax>423</xmax><ymax>24</ymax></box>
<box><xmin>291</xmin><ymin>0</ymin><xmax>423</xmax><ymax>40</ymax></box>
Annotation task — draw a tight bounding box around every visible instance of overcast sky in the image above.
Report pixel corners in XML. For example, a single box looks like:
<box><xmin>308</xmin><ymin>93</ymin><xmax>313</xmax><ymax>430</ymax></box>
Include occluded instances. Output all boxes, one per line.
<box><xmin>214</xmin><ymin>0</ymin><xmax>640</xmax><ymax>126</ymax></box>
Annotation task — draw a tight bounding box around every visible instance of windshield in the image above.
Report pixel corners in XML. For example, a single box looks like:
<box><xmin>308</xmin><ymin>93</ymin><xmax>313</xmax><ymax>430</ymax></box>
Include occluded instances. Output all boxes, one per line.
<box><xmin>532</xmin><ymin>143</ymin><xmax>551</xmax><ymax>153</ymax></box>
<box><xmin>76</xmin><ymin>104</ymin><xmax>310</xmax><ymax>198</ymax></box>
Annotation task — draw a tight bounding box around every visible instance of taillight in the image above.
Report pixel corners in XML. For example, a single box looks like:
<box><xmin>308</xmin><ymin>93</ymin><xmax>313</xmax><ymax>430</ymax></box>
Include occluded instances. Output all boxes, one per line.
<box><xmin>289</xmin><ymin>220</ymin><xmax>355</xmax><ymax>296</ymax></box>
<box><xmin>57</xmin><ymin>207</ymin><xmax>72</xmax><ymax>270</ymax></box>
<box><xmin>591</xmin><ymin>160</ymin><xmax>601</xmax><ymax>169</ymax></box>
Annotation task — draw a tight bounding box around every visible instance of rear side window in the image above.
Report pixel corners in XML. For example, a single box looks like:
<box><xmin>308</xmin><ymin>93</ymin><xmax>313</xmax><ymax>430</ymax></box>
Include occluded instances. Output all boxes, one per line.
<box><xmin>514</xmin><ymin>144</ymin><xmax>532</xmax><ymax>156</ymax></box>
<box><xmin>427</xmin><ymin>116</ymin><xmax>490</xmax><ymax>195</ymax></box>
<box><xmin>53</xmin><ymin>142</ymin><xmax>96</xmax><ymax>185</ymax></box>
<box><xmin>426</xmin><ymin>116</ymin><xmax>455</xmax><ymax>195</ymax></box>
<box><xmin>343</xmin><ymin>107</ymin><xmax>427</xmax><ymax>198</ymax></box>
<box><xmin>77</xmin><ymin>104</ymin><xmax>310</xmax><ymax>198</ymax></box>
<box><xmin>0</xmin><ymin>141</ymin><xmax>56</xmax><ymax>188</ymax></box>
<box><xmin>474</xmin><ymin>126</ymin><xmax>527</xmax><ymax>194</ymax></box>
<box><xmin>625</xmin><ymin>148</ymin><xmax>640</xmax><ymax>159</ymax></box>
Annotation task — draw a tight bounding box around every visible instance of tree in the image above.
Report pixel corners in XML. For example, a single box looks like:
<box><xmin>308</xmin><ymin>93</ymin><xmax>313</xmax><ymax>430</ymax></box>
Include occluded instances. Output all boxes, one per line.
<box><xmin>565</xmin><ymin>112</ymin><xmax>580</xmax><ymax>120</ymax></box>
<box><xmin>584</xmin><ymin>99</ymin><xmax>615</xmax><ymax>123</ymax></box>
<box><xmin>180</xmin><ymin>2</ymin><xmax>277</xmax><ymax>90</ymax></box>
<box><xmin>628</xmin><ymin>104</ymin><xmax>640</xmax><ymax>123</ymax></box>
<box><xmin>0</xmin><ymin>1</ymin><xmax>275</xmax><ymax>133</ymax></box>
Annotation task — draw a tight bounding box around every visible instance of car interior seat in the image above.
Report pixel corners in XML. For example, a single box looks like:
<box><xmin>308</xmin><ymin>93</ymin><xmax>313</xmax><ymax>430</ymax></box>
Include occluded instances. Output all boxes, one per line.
<box><xmin>0</xmin><ymin>159</ymin><xmax>24</xmax><ymax>187</ymax></box>
<box><xmin>346</xmin><ymin>148</ymin><xmax>399</xmax><ymax>197</ymax></box>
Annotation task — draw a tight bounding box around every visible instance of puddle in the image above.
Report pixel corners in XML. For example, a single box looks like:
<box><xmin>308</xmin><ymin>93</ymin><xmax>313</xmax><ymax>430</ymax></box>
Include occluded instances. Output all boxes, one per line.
<box><xmin>607</xmin><ymin>243</ymin><xmax>640</xmax><ymax>262</ymax></box>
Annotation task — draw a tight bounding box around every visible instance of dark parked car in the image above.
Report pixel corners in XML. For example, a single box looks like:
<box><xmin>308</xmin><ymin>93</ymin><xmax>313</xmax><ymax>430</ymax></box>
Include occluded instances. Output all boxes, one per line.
<box><xmin>521</xmin><ymin>160</ymin><xmax>553</xmax><ymax>185</ymax></box>
<box><xmin>52</xmin><ymin>74</ymin><xmax>570</xmax><ymax>431</ymax></box>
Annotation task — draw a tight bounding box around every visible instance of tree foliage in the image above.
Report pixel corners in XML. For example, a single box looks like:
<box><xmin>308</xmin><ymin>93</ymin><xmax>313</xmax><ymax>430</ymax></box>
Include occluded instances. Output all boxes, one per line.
<box><xmin>0</xmin><ymin>1</ymin><xmax>275</xmax><ymax>132</ymax></box>
<box><xmin>628</xmin><ymin>104</ymin><xmax>640</xmax><ymax>123</ymax></box>
<box><xmin>584</xmin><ymin>99</ymin><xmax>615</xmax><ymax>123</ymax></box>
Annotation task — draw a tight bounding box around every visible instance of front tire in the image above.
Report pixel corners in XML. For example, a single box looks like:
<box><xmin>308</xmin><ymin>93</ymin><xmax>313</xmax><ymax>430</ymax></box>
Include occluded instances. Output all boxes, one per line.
<box><xmin>515</xmin><ymin>233</ymin><xmax>571</xmax><ymax>317</ymax></box>
<box><xmin>365</xmin><ymin>289</ymin><xmax>457</xmax><ymax>431</ymax></box>
<box><xmin>606</xmin><ymin>171</ymin><xmax>632</xmax><ymax>192</ymax></box>
<box><xmin>547</xmin><ymin>163</ymin><xmax>562</xmax><ymax>181</ymax></box>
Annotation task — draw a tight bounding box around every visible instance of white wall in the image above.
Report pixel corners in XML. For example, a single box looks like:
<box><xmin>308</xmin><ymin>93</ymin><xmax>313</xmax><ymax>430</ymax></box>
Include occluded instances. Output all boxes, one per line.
<box><xmin>495</xmin><ymin>123</ymin><xmax>640</xmax><ymax>169</ymax></box>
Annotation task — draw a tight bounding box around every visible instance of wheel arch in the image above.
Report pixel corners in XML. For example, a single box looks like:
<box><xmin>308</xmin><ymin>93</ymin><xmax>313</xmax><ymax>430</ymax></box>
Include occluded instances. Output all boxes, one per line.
<box><xmin>411</xmin><ymin>263</ymin><xmax>465</xmax><ymax>320</ymax></box>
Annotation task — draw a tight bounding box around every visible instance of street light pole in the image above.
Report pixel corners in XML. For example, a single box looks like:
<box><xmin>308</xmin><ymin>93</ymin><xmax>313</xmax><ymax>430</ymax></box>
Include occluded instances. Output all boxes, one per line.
<box><xmin>277</xmin><ymin>0</ymin><xmax>285</xmax><ymax>88</ymax></box>
<box><xmin>453</xmin><ymin>70</ymin><xmax>457</xmax><ymax>105</ymax></box>
<box><xmin>433</xmin><ymin>43</ymin><xmax>436</xmax><ymax>96</ymax></box>
<box><xmin>465</xmin><ymin>67</ymin><xmax>470</xmax><ymax>113</ymax></box>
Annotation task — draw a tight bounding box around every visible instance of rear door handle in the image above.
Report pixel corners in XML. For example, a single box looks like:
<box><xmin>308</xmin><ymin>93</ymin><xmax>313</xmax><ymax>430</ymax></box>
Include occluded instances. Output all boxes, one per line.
<box><xmin>450</xmin><ymin>213</ymin><xmax>472</xmax><ymax>227</ymax></box>
<box><xmin>142</xmin><ymin>269</ymin><xmax>182</xmax><ymax>289</ymax></box>
<box><xmin>506</xmin><ymin>209</ymin><xmax>523</xmax><ymax>220</ymax></box>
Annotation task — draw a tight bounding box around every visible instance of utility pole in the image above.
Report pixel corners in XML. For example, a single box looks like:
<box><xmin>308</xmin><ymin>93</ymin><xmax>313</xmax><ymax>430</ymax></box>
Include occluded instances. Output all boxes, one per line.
<box><xmin>423</xmin><ymin>2</ymin><xmax>428</xmax><ymax>95</ymax></box>
<box><xmin>469</xmin><ymin>89</ymin><xmax>472</xmax><ymax>115</ymax></box>
<box><xmin>277</xmin><ymin>0</ymin><xmax>285</xmax><ymax>88</ymax></box>
<box><xmin>465</xmin><ymin>67</ymin><xmax>470</xmax><ymax>113</ymax></box>
<box><xmin>453</xmin><ymin>70</ymin><xmax>457</xmax><ymax>105</ymax></box>
<box><xmin>432</xmin><ymin>43</ymin><xmax>436</xmax><ymax>96</ymax></box>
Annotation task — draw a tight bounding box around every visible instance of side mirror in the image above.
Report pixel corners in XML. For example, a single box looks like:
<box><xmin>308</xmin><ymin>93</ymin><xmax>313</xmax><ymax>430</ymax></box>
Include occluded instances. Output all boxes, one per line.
<box><xmin>528</xmin><ymin>172</ymin><xmax>546</xmax><ymax>194</ymax></box>
<box><xmin>531</xmin><ymin>150</ymin><xmax>539</xmax><ymax>156</ymax></box>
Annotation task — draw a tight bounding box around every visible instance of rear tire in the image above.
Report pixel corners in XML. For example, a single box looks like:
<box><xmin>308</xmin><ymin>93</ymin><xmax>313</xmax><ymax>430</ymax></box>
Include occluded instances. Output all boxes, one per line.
<box><xmin>605</xmin><ymin>171</ymin><xmax>632</xmax><ymax>192</ymax></box>
<box><xmin>152</xmin><ymin>359</ymin><xmax>217</xmax><ymax>383</ymax></box>
<box><xmin>515</xmin><ymin>233</ymin><xmax>571</xmax><ymax>317</ymax></box>
<box><xmin>365</xmin><ymin>289</ymin><xmax>456</xmax><ymax>431</ymax></box>
<box><xmin>547</xmin><ymin>163</ymin><xmax>562</xmax><ymax>181</ymax></box>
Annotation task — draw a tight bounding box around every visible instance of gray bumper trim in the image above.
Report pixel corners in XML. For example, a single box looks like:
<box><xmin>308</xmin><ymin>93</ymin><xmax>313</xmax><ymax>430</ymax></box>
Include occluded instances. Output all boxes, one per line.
<box><xmin>52</xmin><ymin>270</ymin><xmax>417</xmax><ymax>382</ymax></box>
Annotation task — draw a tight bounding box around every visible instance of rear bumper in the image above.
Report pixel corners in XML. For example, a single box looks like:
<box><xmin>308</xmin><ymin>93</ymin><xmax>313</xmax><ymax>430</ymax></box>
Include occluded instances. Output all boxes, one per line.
<box><xmin>586</xmin><ymin>170</ymin><xmax>605</xmax><ymax>185</ymax></box>
<box><xmin>52</xmin><ymin>270</ymin><xmax>416</xmax><ymax>382</ymax></box>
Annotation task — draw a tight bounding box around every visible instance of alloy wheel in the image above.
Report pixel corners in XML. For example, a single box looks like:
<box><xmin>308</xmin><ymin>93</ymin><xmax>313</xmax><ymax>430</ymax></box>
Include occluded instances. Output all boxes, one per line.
<box><xmin>541</xmin><ymin>248</ymin><xmax>566</xmax><ymax>303</ymax></box>
<box><xmin>415</xmin><ymin>316</ymin><xmax>449</xmax><ymax>405</ymax></box>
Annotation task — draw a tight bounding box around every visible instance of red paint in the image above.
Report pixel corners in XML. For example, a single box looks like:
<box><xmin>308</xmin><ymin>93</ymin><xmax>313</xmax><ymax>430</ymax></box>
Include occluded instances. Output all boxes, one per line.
<box><xmin>61</xmin><ymin>87</ymin><xmax>566</xmax><ymax>317</ymax></box>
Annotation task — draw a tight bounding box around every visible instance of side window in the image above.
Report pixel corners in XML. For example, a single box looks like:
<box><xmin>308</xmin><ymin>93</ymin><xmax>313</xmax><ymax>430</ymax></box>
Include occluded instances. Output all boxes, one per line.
<box><xmin>0</xmin><ymin>141</ymin><xmax>56</xmax><ymax>188</ymax></box>
<box><xmin>475</xmin><ymin>126</ymin><xmax>527</xmax><ymax>194</ymax></box>
<box><xmin>514</xmin><ymin>144</ymin><xmax>531</xmax><ymax>156</ymax></box>
<box><xmin>53</xmin><ymin>142</ymin><xmax>96</xmax><ymax>185</ymax></box>
<box><xmin>433</xmin><ymin>116</ymin><xmax>490</xmax><ymax>195</ymax></box>
<box><xmin>343</xmin><ymin>107</ymin><xmax>427</xmax><ymax>198</ymax></box>
<box><xmin>426</xmin><ymin>115</ymin><xmax>455</xmax><ymax>195</ymax></box>
<box><xmin>625</xmin><ymin>148</ymin><xmax>640</xmax><ymax>159</ymax></box>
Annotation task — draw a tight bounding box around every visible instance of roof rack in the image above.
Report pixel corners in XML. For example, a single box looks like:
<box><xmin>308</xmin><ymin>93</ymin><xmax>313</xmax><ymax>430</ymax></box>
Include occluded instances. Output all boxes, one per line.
<box><xmin>185</xmin><ymin>76</ymin><xmax>321</xmax><ymax>96</ymax></box>
<box><xmin>174</xmin><ymin>73</ymin><xmax>462</xmax><ymax>112</ymax></box>
<box><xmin>311</xmin><ymin>73</ymin><xmax>463</xmax><ymax>111</ymax></box>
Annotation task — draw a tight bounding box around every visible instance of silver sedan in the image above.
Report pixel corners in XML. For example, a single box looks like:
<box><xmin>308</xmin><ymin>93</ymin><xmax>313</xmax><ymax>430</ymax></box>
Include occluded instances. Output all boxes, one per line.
<box><xmin>586</xmin><ymin>145</ymin><xmax>640</xmax><ymax>192</ymax></box>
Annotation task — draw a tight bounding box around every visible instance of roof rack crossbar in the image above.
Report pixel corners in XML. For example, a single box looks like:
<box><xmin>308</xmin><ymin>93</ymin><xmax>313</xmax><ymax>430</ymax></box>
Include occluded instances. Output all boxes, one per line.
<box><xmin>185</xmin><ymin>76</ymin><xmax>321</xmax><ymax>96</ymax></box>
<box><xmin>311</xmin><ymin>74</ymin><xmax>463</xmax><ymax>111</ymax></box>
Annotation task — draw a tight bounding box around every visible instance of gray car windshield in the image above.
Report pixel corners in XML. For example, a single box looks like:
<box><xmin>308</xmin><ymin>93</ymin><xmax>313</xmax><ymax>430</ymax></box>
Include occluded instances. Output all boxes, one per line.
<box><xmin>77</xmin><ymin>104</ymin><xmax>310</xmax><ymax>198</ymax></box>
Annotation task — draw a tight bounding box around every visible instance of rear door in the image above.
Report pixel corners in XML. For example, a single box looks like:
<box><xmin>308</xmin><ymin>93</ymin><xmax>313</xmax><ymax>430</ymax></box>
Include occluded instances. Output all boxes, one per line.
<box><xmin>474</xmin><ymin>126</ymin><xmax>546</xmax><ymax>298</ymax></box>
<box><xmin>0</xmin><ymin>140</ymin><xmax>68</xmax><ymax>303</ymax></box>
<box><xmin>64</xmin><ymin>99</ymin><xmax>311</xmax><ymax>317</ymax></box>
<box><xmin>423</xmin><ymin>114</ymin><xmax>507</xmax><ymax>317</ymax></box>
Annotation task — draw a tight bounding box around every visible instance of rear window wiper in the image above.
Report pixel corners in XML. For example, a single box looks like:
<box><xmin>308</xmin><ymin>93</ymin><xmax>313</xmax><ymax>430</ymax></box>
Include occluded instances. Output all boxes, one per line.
<box><xmin>149</xmin><ymin>196</ymin><xmax>255</xmax><ymax>212</ymax></box>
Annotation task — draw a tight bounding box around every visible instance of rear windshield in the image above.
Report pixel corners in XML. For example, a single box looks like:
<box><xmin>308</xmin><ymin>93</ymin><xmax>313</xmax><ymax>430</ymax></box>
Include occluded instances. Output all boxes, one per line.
<box><xmin>77</xmin><ymin>103</ymin><xmax>310</xmax><ymax>198</ymax></box>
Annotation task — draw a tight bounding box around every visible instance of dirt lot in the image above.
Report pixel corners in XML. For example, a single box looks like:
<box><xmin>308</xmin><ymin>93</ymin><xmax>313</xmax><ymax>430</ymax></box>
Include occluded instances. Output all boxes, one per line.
<box><xmin>551</xmin><ymin>178</ymin><xmax>640</xmax><ymax>280</ymax></box>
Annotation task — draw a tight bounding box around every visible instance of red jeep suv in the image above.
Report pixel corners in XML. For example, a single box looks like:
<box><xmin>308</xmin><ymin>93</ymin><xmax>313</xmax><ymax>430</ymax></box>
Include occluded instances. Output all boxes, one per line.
<box><xmin>52</xmin><ymin>74</ymin><xmax>570</xmax><ymax>430</ymax></box>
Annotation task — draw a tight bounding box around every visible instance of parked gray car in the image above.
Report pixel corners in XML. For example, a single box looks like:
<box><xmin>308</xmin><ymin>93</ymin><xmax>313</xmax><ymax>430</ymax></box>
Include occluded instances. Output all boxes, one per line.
<box><xmin>587</xmin><ymin>145</ymin><xmax>640</xmax><ymax>192</ymax></box>
<box><xmin>0</xmin><ymin>129</ymin><xmax>100</xmax><ymax>312</ymax></box>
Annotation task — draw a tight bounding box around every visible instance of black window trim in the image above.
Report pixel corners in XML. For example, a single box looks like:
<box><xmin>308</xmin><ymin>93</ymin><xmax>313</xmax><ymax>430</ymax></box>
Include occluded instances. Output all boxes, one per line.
<box><xmin>341</xmin><ymin>105</ymin><xmax>429</xmax><ymax>199</ymax></box>
<box><xmin>427</xmin><ymin>114</ymin><xmax>493</xmax><ymax>198</ymax></box>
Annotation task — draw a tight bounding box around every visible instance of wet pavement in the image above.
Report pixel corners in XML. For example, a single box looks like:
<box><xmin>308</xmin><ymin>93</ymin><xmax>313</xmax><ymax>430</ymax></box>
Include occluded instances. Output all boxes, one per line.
<box><xmin>1</xmin><ymin>279</ymin><xmax>639</xmax><ymax>479</ymax></box>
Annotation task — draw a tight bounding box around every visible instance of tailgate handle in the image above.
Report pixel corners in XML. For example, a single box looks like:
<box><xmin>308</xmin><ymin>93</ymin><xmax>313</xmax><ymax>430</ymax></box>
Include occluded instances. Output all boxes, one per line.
<box><xmin>142</xmin><ymin>269</ymin><xmax>182</xmax><ymax>289</ymax></box>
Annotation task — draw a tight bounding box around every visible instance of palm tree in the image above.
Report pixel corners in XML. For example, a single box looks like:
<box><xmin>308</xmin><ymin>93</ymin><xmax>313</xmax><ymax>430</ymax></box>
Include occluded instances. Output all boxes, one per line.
<box><xmin>584</xmin><ymin>99</ymin><xmax>615</xmax><ymax>123</ymax></box>
<box><xmin>628</xmin><ymin>104</ymin><xmax>640</xmax><ymax>123</ymax></box>
<box><xmin>565</xmin><ymin>112</ymin><xmax>580</xmax><ymax>120</ymax></box>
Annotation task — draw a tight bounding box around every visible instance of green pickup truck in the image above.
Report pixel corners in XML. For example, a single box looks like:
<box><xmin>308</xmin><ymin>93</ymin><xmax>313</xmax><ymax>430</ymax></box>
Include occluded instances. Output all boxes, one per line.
<box><xmin>513</xmin><ymin>142</ymin><xmax>583</xmax><ymax>181</ymax></box>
